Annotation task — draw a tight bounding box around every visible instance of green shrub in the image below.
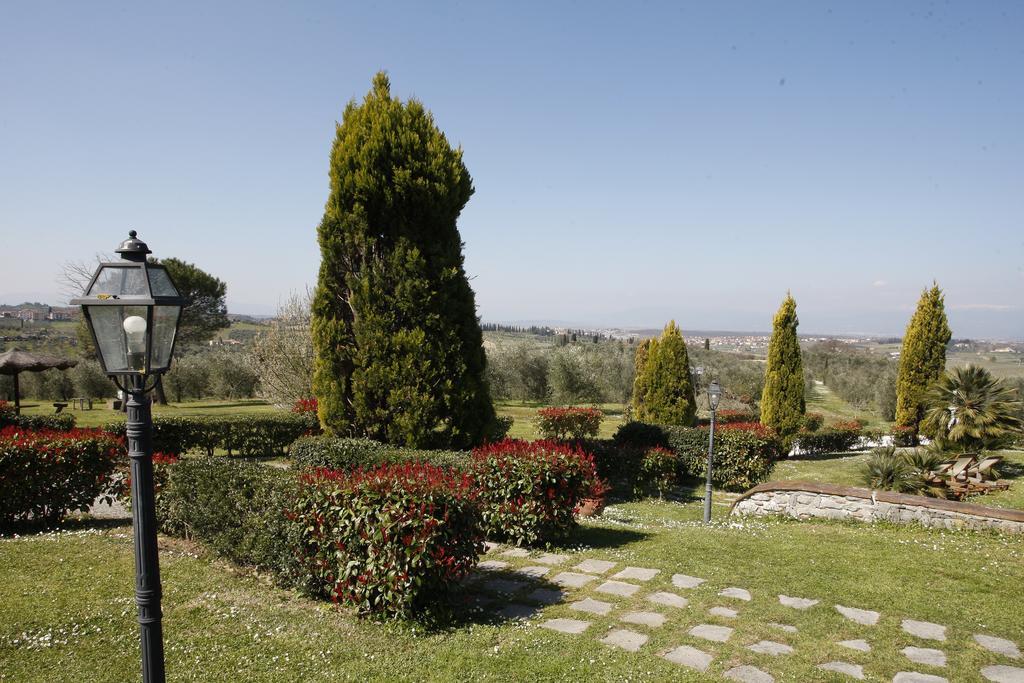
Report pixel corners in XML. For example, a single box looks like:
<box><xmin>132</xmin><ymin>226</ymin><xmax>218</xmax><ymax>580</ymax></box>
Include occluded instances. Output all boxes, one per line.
<box><xmin>892</xmin><ymin>425</ymin><xmax>917</xmax><ymax>447</ymax></box>
<box><xmin>581</xmin><ymin>438</ymin><xmax>645</xmax><ymax>486</ymax></box>
<box><xmin>104</xmin><ymin>413</ymin><xmax>318</xmax><ymax>457</ymax></box>
<box><xmin>0</xmin><ymin>427</ymin><xmax>120</xmax><ymax>529</ymax></box>
<box><xmin>111</xmin><ymin>453</ymin><xmax>179</xmax><ymax>513</ymax></box>
<box><xmin>471</xmin><ymin>440</ymin><xmax>598</xmax><ymax>547</ymax></box>
<box><xmin>861</xmin><ymin>446</ymin><xmax>913</xmax><ymax>492</ymax></box>
<box><xmin>612</xmin><ymin>421</ymin><xmax>669</xmax><ymax>449</ymax></box>
<box><xmin>535</xmin><ymin>407</ymin><xmax>603</xmax><ymax>440</ymax></box>
<box><xmin>665</xmin><ymin>424</ymin><xmax>780</xmax><ymax>492</ymax></box>
<box><xmin>293</xmin><ymin>463</ymin><xmax>482</xmax><ymax>619</ymax></box>
<box><xmin>159</xmin><ymin>459</ymin><xmax>299</xmax><ymax>579</ymax></box>
<box><xmin>290</xmin><ymin>436</ymin><xmax>470</xmax><ymax>473</ymax></box>
<box><xmin>635</xmin><ymin>446</ymin><xmax>678</xmax><ymax>498</ymax></box>
<box><xmin>795</xmin><ymin>427</ymin><xmax>861</xmax><ymax>455</ymax></box>
<box><xmin>802</xmin><ymin>412</ymin><xmax>824</xmax><ymax>432</ymax></box>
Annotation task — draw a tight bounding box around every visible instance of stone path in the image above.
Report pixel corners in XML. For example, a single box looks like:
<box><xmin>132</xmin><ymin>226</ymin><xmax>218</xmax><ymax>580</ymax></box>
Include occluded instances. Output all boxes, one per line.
<box><xmin>474</xmin><ymin>544</ymin><xmax>1020</xmax><ymax>681</ymax></box>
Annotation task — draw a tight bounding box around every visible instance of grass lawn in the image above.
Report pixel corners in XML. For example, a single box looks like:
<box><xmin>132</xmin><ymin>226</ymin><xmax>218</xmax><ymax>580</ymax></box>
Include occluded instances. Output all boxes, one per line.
<box><xmin>16</xmin><ymin>399</ymin><xmax>284</xmax><ymax>429</ymax></box>
<box><xmin>2</xmin><ymin>497</ymin><xmax>1023</xmax><ymax>682</ymax></box>
<box><xmin>805</xmin><ymin>382</ymin><xmax>891</xmax><ymax>429</ymax></box>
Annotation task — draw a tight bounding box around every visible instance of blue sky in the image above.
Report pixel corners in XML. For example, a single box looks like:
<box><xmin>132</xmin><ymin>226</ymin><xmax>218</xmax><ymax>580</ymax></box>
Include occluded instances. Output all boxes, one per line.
<box><xmin>1</xmin><ymin>1</ymin><xmax>1021</xmax><ymax>338</ymax></box>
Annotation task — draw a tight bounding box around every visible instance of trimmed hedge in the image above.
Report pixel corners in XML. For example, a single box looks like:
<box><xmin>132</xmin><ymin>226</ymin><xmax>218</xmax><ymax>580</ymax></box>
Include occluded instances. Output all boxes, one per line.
<box><xmin>794</xmin><ymin>424</ymin><xmax>862</xmax><ymax>455</ymax></box>
<box><xmin>290</xmin><ymin>436</ymin><xmax>470</xmax><ymax>473</ymax></box>
<box><xmin>616</xmin><ymin>422</ymin><xmax>780</xmax><ymax>492</ymax></box>
<box><xmin>104</xmin><ymin>413</ymin><xmax>318</xmax><ymax>457</ymax></box>
<box><xmin>0</xmin><ymin>404</ymin><xmax>76</xmax><ymax>432</ymax></box>
<box><xmin>294</xmin><ymin>463</ymin><xmax>482</xmax><ymax>619</ymax></box>
<box><xmin>0</xmin><ymin>427</ymin><xmax>120</xmax><ymax>528</ymax></box>
<box><xmin>159</xmin><ymin>458</ymin><xmax>299</xmax><ymax>578</ymax></box>
<box><xmin>471</xmin><ymin>439</ymin><xmax>598</xmax><ymax>547</ymax></box>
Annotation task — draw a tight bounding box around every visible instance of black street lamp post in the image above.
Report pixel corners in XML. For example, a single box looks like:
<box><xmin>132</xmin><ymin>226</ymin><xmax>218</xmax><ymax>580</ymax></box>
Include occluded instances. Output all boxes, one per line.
<box><xmin>71</xmin><ymin>231</ymin><xmax>183</xmax><ymax>683</ymax></box>
<box><xmin>704</xmin><ymin>381</ymin><xmax>722</xmax><ymax>524</ymax></box>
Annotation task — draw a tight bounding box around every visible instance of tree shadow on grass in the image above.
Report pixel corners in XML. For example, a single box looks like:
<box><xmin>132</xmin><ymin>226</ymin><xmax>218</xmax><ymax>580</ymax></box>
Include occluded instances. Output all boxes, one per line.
<box><xmin>569</xmin><ymin>524</ymin><xmax>648</xmax><ymax>550</ymax></box>
<box><xmin>1</xmin><ymin>516</ymin><xmax>131</xmax><ymax>537</ymax></box>
<box><xmin>442</xmin><ymin>569</ymin><xmax>569</xmax><ymax>631</ymax></box>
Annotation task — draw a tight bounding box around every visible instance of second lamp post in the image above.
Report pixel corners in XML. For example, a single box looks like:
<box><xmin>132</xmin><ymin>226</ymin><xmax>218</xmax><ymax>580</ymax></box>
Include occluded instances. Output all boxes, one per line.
<box><xmin>704</xmin><ymin>381</ymin><xmax>722</xmax><ymax>523</ymax></box>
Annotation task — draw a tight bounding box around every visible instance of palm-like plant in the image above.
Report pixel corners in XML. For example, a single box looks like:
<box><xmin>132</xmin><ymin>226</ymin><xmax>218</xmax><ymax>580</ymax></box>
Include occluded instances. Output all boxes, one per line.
<box><xmin>922</xmin><ymin>365</ymin><xmax>1024</xmax><ymax>453</ymax></box>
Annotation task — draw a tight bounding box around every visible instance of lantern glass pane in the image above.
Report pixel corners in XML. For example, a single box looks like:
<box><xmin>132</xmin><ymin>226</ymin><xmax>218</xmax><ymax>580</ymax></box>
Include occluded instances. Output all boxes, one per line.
<box><xmin>147</xmin><ymin>267</ymin><xmax>179</xmax><ymax>297</ymax></box>
<box><xmin>87</xmin><ymin>265</ymin><xmax>149</xmax><ymax>298</ymax></box>
<box><xmin>89</xmin><ymin>305</ymin><xmax>149</xmax><ymax>372</ymax></box>
<box><xmin>150</xmin><ymin>305</ymin><xmax>180</xmax><ymax>371</ymax></box>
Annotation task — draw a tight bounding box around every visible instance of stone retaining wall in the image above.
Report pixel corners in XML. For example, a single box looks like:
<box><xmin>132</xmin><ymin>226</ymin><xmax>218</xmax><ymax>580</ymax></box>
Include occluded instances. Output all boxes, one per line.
<box><xmin>730</xmin><ymin>481</ymin><xmax>1024</xmax><ymax>534</ymax></box>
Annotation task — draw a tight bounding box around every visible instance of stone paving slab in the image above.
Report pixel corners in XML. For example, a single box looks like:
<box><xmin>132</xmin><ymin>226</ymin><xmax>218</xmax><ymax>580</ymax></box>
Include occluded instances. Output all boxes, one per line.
<box><xmin>483</xmin><ymin>541</ymin><xmax>499</xmax><ymax>553</ymax></box>
<box><xmin>981</xmin><ymin>665</ymin><xmax>1024</xmax><ymax>682</ymax></box>
<box><xmin>534</xmin><ymin>553</ymin><xmax>569</xmax><ymax>565</ymax></box>
<box><xmin>574</xmin><ymin>559</ymin><xmax>616</xmax><ymax>574</ymax></box>
<box><xmin>661</xmin><ymin>644</ymin><xmax>713</xmax><ymax>672</ymax></box>
<box><xmin>569</xmin><ymin>598</ymin><xmax>614</xmax><ymax>616</ymax></box>
<box><xmin>892</xmin><ymin>673</ymin><xmax>948</xmax><ymax>683</ymax></box>
<box><xmin>747</xmin><ymin>640</ymin><xmax>794</xmax><ymax>656</ymax></box>
<box><xmin>671</xmin><ymin>573</ymin><xmax>706</xmax><ymax>589</ymax></box>
<box><xmin>540</xmin><ymin>618</ymin><xmax>591</xmax><ymax>635</ymax></box>
<box><xmin>769</xmin><ymin>623</ymin><xmax>797</xmax><ymax>633</ymax></box>
<box><xmin>525</xmin><ymin>588</ymin><xmax>564</xmax><ymax>605</ymax></box>
<box><xmin>779</xmin><ymin>594</ymin><xmax>819</xmax><ymax>609</ymax></box>
<box><xmin>839</xmin><ymin>639</ymin><xmax>872</xmax><ymax>653</ymax></box>
<box><xmin>646</xmin><ymin>591</ymin><xmax>688</xmax><ymax>609</ymax></box>
<box><xmin>709</xmin><ymin>606</ymin><xmax>739</xmax><ymax>619</ymax></box>
<box><xmin>601</xmin><ymin>628</ymin><xmax>648</xmax><ymax>652</ymax></box>
<box><xmin>902</xmin><ymin>646</ymin><xmax>946</xmax><ymax>667</ymax></box>
<box><xmin>724</xmin><ymin>665</ymin><xmax>775</xmax><ymax>682</ymax></box>
<box><xmin>902</xmin><ymin>619</ymin><xmax>947</xmax><ymax>641</ymax></box>
<box><xmin>720</xmin><ymin>587</ymin><xmax>752</xmax><ymax>601</ymax></box>
<box><xmin>501</xmin><ymin>547</ymin><xmax>532</xmax><ymax>558</ymax></box>
<box><xmin>552</xmin><ymin>572</ymin><xmax>598</xmax><ymax>588</ymax></box>
<box><xmin>818</xmin><ymin>661</ymin><xmax>865</xmax><ymax>679</ymax></box>
<box><xmin>483</xmin><ymin>578</ymin><xmax>529</xmax><ymax>594</ymax></box>
<box><xmin>975</xmin><ymin>634</ymin><xmax>1022</xmax><ymax>659</ymax></box>
<box><xmin>514</xmin><ymin>566</ymin><xmax>550</xmax><ymax>579</ymax></box>
<box><xmin>497</xmin><ymin>603</ymin><xmax>538</xmax><ymax>620</ymax></box>
<box><xmin>477</xmin><ymin>560</ymin><xmax>509</xmax><ymax>570</ymax></box>
<box><xmin>689</xmin><ymin>623</ymin><xmax>734</xmax><ymax>643</ymax></box>
<box><xmin>595</xmin><ymin>580</ymin><xmax>641</xmax><ymax>597</ymax></box>
<box><xmin>620</xmin><ymin>611</ymin><xmax>666</xmax><ymax>628</ymax></box>
<box><xmin>611</xmin><ymin>566</ymin><xmax>660</xmax><ymax>582</ymax></box>
<box><xmin>835</xmin><ymin>604</ymin><xmax>881</xmax><ymax>625</ymax></box>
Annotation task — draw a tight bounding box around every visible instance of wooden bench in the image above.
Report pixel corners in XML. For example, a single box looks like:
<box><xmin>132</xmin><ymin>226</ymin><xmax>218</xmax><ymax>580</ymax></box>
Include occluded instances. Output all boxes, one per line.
<box><xmin>53</xmin><ymin>402</ymin><xmax>68</xmax><ymax>414</ymax></box>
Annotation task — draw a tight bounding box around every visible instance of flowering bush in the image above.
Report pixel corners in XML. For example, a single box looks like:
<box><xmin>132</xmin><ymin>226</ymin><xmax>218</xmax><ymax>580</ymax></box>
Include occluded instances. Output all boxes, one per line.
<box><xmin>292</xmin><ymin>463</ymin><xmax>482</xmax><ymax>619</ymax></box>
<box><xmin>803</xmin><ymin>412</ymin><xmax>825</xmax><ymax>432</ymax></box>
<box><xmin>470</xmin><ymin>439</ymin><xmax>599</xmax><ymax>546</ymax></box>
<box><xmin>292</xmin><ymin>397</ymin><xmax>318</xmax><ymax>414</ymax></box>
<box><xmin>832</xmin><ymin>420</ymin><xmax>863</xmax><ymax>432</ymax></box>
<box><xmin>535</xmin><ymin>407</ymin><xmax>603</xmax><ymax>441</ymax></box>
<box><xmin>635</xmin><ymin>446</ymin><xmax>678</xmax><ymax>498</ymax></box>
<box><xmin>0</xmin><ymin>427</ymin><xmax>120</xmax><ymax>528</ymax></box>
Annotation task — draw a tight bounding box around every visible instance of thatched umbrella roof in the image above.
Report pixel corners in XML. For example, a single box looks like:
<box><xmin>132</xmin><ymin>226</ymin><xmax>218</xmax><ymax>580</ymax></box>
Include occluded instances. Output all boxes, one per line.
<box><xmin>0</xmin><ymin>349</ymin><xmax>79</xmax><ymax>414</ymax></box>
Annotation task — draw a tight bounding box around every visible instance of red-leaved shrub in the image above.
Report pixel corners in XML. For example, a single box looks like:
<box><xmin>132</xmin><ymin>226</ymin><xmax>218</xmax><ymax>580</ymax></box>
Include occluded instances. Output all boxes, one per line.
<box><xmin>535</xmin><ymin>407</ymin><xmax>603</xmax><ymax>440</ymax></box>
<box><xmin>471</xmin><ymin>439</ymin><xmax>599</xmax><ymax>546</ymax></box>
<box><xmin>292</xmin><ymin>462</ymin><xmax>483</xmax><ymax>619</ymax></box>
<box><xmin>292</xmin><ymin>397</ymin><xmax>318</xmax><ymax>414</ymax></box>
<box><xmin>0</xmin><ymin>427</ymin><xmax>121</xmax><ymax>528</ymax></box>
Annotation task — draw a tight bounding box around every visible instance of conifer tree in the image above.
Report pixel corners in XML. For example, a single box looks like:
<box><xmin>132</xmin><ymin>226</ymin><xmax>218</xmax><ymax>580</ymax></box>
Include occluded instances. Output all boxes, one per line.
<box><xmin>895</xmin><ymin>283</ymin><xmax>951</xmax><ymax>435</ymax></box>
<box><xmin>760</xmin><ymin>293</ymin><xmax>805</xmax><ymax>437</ymax></box>
<box><xmin>630</xmin><ymin>338</ymin><xmax>653</xmax><ymax>417</ymax></box>
<box><xmin>636</xmin><ymin>322</ymin><xmax>697</xmax><ymax>425</ymax></box>
<box><xmin>311</xmin><ymin>72</ymin><xmax>495</xmax><ymax>448</ymax></box>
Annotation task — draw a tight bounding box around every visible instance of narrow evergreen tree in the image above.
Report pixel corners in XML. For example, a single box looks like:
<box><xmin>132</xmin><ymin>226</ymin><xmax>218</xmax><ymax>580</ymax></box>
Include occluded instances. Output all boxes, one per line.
<box><xmin>760</xmin><ymin>293</ymin><xmax>805</xmax><ymax>437</ymax></box>
<box><xmin>630</xmin><ymin>338</ymin><xmax>654</xmax><ymax>417</ymax></box>
<box><xmin>636</xmin><ymin>322</ymin><xmax>697</xmax><ymax>426</ymax></box>
<box><xmin>311</xmin><ymin>72</ymin><xmax>495</xmax><ymax>448</ymax></box>
<box><xmin>895</xmin><ymin>283</ymin><xmax>951</xmax><ymax>435</ymax></box>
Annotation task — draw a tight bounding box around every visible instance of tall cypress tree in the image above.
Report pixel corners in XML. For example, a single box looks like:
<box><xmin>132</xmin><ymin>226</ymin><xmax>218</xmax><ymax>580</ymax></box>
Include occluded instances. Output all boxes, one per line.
<box><xmin>636</xmin><ymin>322</ymin><xmax>697</xmax><ymax>426</ymax></box>
<box><xmin>311</xmin><ymin>72</ymin><xmax>495</xmax><ymax>448</ymax></box>
<box><xmin>895</xmin><ymin>283</ymin><xmax>951</xmax><ymax>435</ymax></box>
<box><xmin>630</xmin><ymin>338</ymin><xmax>654</xmax><ymax>417</ymax></box>
<box><xmin>760</xmin><ymin>293</ymin><xmax>805</xmax><ymax>437</ymax></box>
